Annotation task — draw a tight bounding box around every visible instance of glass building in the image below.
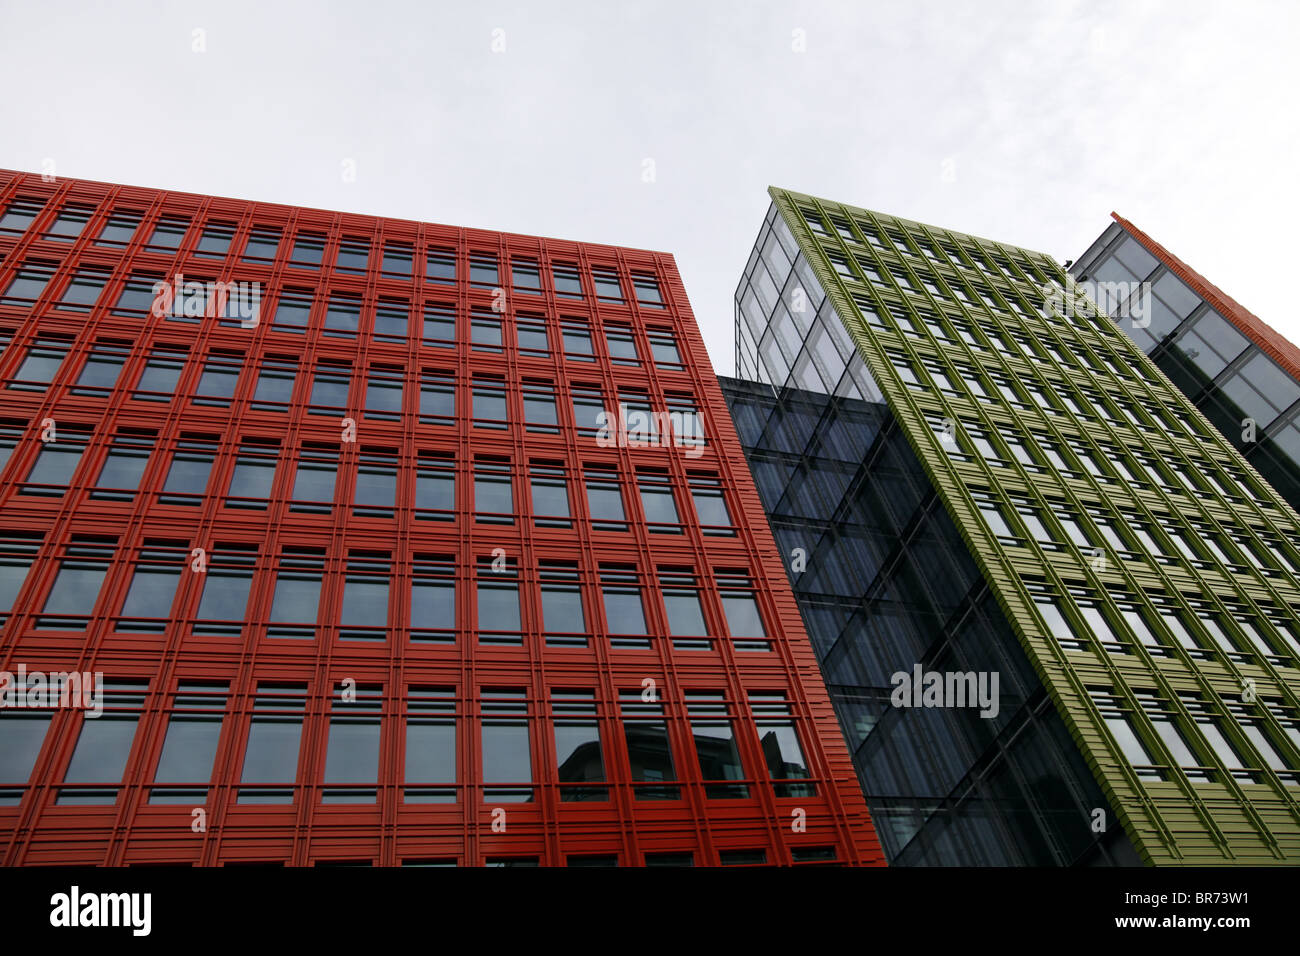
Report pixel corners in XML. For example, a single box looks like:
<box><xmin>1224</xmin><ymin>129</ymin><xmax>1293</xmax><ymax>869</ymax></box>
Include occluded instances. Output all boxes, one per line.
<box><xmin>1071</xmin><ymin>214</ymin><xmax>1300</xmax><ymax>511</ymax></box>
<box><xmin>0</xmin><ymin>169</ymin><xmax>883</xmax><ymax>867</ymax></box>
<box><xmin>725</xmin><ymin>187</ymin><xmax>1300</xmax><ymax>865</ymax></box>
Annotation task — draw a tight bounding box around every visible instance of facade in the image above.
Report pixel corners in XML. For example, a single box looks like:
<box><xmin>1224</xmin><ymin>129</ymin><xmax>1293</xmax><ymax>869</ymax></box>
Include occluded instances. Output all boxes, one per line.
<box><xmin>726</xmin><ymin>188</ymin><xmax>1300</xmax><ymax>865</ymax></box>
<box><xmin>1071</xmin><ymin>214</ymin><xmax>1300</xmax><ymax>511</ymax></box>
<box><xmin>0</xmin><ymin>169</ymin><xmax>883</xmax><ymax>867</ymax></box>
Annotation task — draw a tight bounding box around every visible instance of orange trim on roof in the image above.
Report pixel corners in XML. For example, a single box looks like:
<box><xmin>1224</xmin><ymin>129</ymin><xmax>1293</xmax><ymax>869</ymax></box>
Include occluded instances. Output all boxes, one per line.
<box><xmin>1111</xmin><ymin>212</ymin><xmax>1300</xmax><ymax>381</ymax></box>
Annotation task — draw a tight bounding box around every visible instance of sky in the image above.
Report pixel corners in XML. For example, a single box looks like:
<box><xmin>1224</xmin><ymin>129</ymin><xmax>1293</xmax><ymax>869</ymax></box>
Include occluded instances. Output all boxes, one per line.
<box><xmin>1</xmin><ymin>0</ymin><xmax>1296</xmax><ymax>376</ymax></box>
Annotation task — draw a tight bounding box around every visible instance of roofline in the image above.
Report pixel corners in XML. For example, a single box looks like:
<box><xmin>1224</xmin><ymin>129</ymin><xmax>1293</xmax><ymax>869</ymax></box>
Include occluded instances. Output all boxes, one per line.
<box><xmin>1112</xmin><ymin>212</ymin><xmax>1300</xmax><ymax>382</ymax></box>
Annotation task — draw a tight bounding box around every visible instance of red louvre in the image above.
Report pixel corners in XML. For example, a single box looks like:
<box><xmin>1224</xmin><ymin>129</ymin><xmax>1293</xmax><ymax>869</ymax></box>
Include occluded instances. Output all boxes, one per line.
<box><xmin>0</xmin><ymin>169</ymin><xmax>884</xmax><ymax>867</ymax></box>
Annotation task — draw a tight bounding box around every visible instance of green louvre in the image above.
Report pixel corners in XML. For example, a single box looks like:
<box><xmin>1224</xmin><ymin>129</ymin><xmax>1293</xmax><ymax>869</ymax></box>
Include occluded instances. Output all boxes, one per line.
<box><xmin>766</xmin><ymin>186</ymin><xmax>1300</xmax><ymax>865</ymax></box>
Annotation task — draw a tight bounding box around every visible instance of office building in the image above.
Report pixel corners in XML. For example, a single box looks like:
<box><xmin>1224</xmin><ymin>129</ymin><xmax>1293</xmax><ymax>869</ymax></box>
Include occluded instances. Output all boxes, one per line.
<box><xmin>0</xmin><ymin>170</ymin><xmax>883</xmax><ymax>866</ymax></box>
<box><xmin>1071</xmin><ymin>214</ymin><xmax>1300</xmax><ymax>510</ymax></box>
<box><xmin>723</xmin><ymin>187</ymin><xmax>1300</xmax><ymax>865</ymax></box>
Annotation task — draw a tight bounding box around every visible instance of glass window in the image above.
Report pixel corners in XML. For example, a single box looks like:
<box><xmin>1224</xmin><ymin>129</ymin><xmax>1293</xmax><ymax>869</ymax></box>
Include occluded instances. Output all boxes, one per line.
<box><xmin>405</xmin><ymin>688</ymin><xmax>456</xmax><ymax>800</ymax></box>
<box><xmin>150</xmin><ymin>684</ymin><xmax>227</xmax><ymax>803</ymax></box>
<box><xmin>426</xmin><ymin>247</ymin><xmax>455</xmax><ymax>283</ymax></box>
<box><xmin>238</xmin><ymin>686</ymin><xmax>307</xmax><ymax>802</ymax></box>
<box><xmin>57</xmin><ymin>683</ymin><xmax>148</xmax><ymax>804</ymax></box>
<box><xmin>322</xmin><ymin>687</ymin><xmax>382</xmax><ymax>801</ymax></box>
<box><xmin>410</xmin><ymin>556</ymin><xmax>456</xmax><ymax>643</ymax></box>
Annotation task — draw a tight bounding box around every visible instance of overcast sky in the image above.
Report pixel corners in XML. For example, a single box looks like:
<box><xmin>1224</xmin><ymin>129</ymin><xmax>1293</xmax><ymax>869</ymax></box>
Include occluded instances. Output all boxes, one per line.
<box><xmin>1</xmin><ymin>0</ymin><xmax>1295</xmax><ymax>375</ymax></box>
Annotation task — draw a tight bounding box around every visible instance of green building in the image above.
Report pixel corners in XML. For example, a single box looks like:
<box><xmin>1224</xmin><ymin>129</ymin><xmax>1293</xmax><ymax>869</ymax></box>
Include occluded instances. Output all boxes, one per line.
<box><xmin>722</xmin><ymin>187</ymin><xmax>1300</xmax><ymax>865</ymax></box>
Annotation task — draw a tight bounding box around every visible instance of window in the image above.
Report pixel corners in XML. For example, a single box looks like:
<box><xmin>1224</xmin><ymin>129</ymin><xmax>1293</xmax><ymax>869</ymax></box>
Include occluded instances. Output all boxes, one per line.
<box><xmin>419</xmin><ymin>370</ymin><xmax>454</xmax><ymax>426</ymax></box>
<box><xmin>480</xmin><ymin>689</ymin><xmax>532</xmax><ymax>801</ymax></box>
<box><xmin>194</xmin><ymin>352</ymin><xmax>242</xmax><ymax>407</ymax></box>
<box><xmin>470</xmin><ymin>309</ymin><xmax>503</xmax><ymax>352</ymax></box>
<box><xmin>133</xmin><ymin>347</ymin><xmax>188</xmax><ymax>401</ymax></box>
<box><xmin>660</xmin><ymin>569</ymin><xmax>709</xmax><ymax>650</ymax></box>
<box><xmin>632</xmin><ymin>272</ymin><xmax>664</xmax><ymax>307</ymax></box>
<box><xmin>160</xmin><ymin>437</ymin><xmax>217</xmax><ymax>504</ymax></box>
<box><xmin>56</xmin><ymin>682</ymin><xmax>148</xmax><ymax>805</ymax></box>
<box><xmin>272</xmin><ymin>289</ymin><xmax>313</xmax><ymax>333</ymax></box>
<box><xmin>585</xmin><ymin>468</ymin><xmax>627</xmax><ymax>531</ymax></box>
<box><xmin>750</xmin><ymin>693</ymin><xmax>814</xmax><ymax>797</ymax></box>
<box><xmin>571</xmin><ymin>384</ymin><xmax>605</xmax><ymax>438</ymax></box>
<box><xmin>238</xmin><ymin>685</ymin><xmax>307</xmax><ymax>803</ymax></box>
<box><xmin>718</xmin><ymin>571</ymin><xmax>769</xmax><ymax>651</ymax></box>
<box><xmin>57</xmin><ymin>267</ymin><xmax>110</xmax><ymax>312</ymax></box>
<box><xmin>405</xmin><ymin>688</ymin><xmax>457</xmax><ymax>802</ymax></box>
<box><xmin>422</xmin><ymin>302</ymin><xmax>456</xmax><ymax>347</ymax></box>
<box><xmin>426</xmin><ymin>247</ymin><xmax>455</xmax><ymax>284</ymax></box>
<box><xmin>474</xmin><ymin>459</ymin><xmax>514</xmax><ymax>523</ymax></box>
<box><xmin>114</xmin><ymin>541</ymin><xmax>184</xmax><ymax>632</ymax></box>
<box><xmin>373</xmin><ymin>299</ymin><xmax>408</xmax><ymax>344</ymax></box>
<box><xmin>472</xmin><ymin>379</ymin><xmax>508</xmax><ymax>429</ymax></box>
<box><xmin>686</xmin><ymin>693</ymin><xmax>747</xmax><ymax>798</ymax></box>
<box><xmin>1</xmin><ymin>263</ymin><xmax>54</xmax><ymax>307</ymax></box>
<box><xmin>621</xmin><ymin>691</ymin><xmax>678</xmax><ymax>800</ymax></box>
<box><xmin>267</xmin><ymin>549</ymin><xmax>325</xmax><ymax>639</ymax></box>
<box><xmin>36</xmin><ymin>537</ymin><xmax>113</xmax><ymax>629</ymax></box>
<box><xmin>290</xmin><ymin>231</ymin><xmax>325</xmax><ymax>267</ymax></box>
<box><xmin>92</xmin><ymin>430</ymin><xmax>154</xmax><ymax>501</ymax></box>
<box><xmin>0</xmin><ymin>532</ymin><xmax>42</xmax><ymax>626</ymax></box>
<box><xmin>8</xmin><ymin>338</ymin><xmax>68</xmax><ymax>391</ymax></box>
<box><xmin>381</xmin><ymin>242</ymin><xmax>413</xmax><ymax>278</ymax></box>
<box><xmin>605</xmin><ymin>326</ymin><xmax>640</xmax><ymax>366</ymax></box>
<box><xmin>517</xmin><ymin>313</ymin><xmax>548</xmax><ymax>356</ymax></box>
<box><xmin>511</xmin><ymin>257</ymin><xmax>541</xmax><ymax>294</ymax></box>
<box><xmin>94</xmin><ymin>209</ymin><xmax>140</xmax><ymax>247</ymax></box>
<box><xmin>324</xmin><ymin>292</ymin><xmax>362</xmax><ymax>338</ymax></box>
<box><xmin>146</xmin><ymin>217</ymin><xmax>189</xmax><ymax>253</ymax></box>
<box><xmin>592</xmin><ymin>266</ymin><xmax>624</xmax><ymax>301</ymax></box>
<box><xmin>354</xmin><ymin>450</ymin><xmax>398</xmax><ymax>518</ymax></box>
<box><xmin>365</xmin><ymin>366</ymin><xmax>405</xmax><ymax>421</ymax></box>
<box><xmin>529</xmin><ymin>462</ymin><xmax>570</xmax><ymax>528</ymax></box>
<box><xmin>522</xmin><ymin>382</ymin><xmax>558</xmax><ymax>433</ymax></box>
<box><xmin>290</xmin><ymin>444</ymin><xmax>338</xmax><ymax>513</ymax></box>
<box><xmin>309</xmin><ymin>362</ymin><xmax>352</xmax><ymax>412</ymax></box>
<box><xmin>539</xmin><ymin>562</ymin><xmax>586</xmax><ymax>646</ymax></box>
<box><xmin>23</xmin><ymin>426</ymin><xmax>90</xmax><ymax>493</ymax></box>
<box><xmin>1089</xmin><ymin>686</ymin><xmax>1161</xmax><ymax>780</ymax></box>
<box><xmin>149</xmin><ymin>684</ymin><xmax>228</xmax><ymax>804</ymax></box>
<box><xmin>553</xmin><ymin>263</ymin><xmax>583</xmax><ymax>298</ymax></box>
<box><xmin>415</xmin><ymin>453</ymin><xmax>455</xmax><ymax>520</ymax></box>
<box><xmin>321</xmin><ymin>685</ymin><xmax>383</xmax><ymax>803</ymax></box>
<box><xmin>336</xmin><ymin>238</ymin><xmax>369</xmax><ymax>273</ymax></box>
<box><xmin>0</xmin><ymin>197</ymin><xmax>44</xmax><ymax>235</ymax></box>
<box><xmin>196</xmin><ymin>221</ymin><xmax>235</xmax><ymax>258</ymax></box>
<box><xmin>0</xmin><ymin>677</ymin><xmax>54</xmax><ymax>803</ymax></box>
<box><xmin>252</xmin><ymin>357</ymin><xmax>297</xmax><ymax>411</ymax></box>
<box><xmin>410</xmin><ymin>555</ymin><xmax>456</xmax><ymax>642</ymax></box>
<box><xmin>601</xmin><ymin>565</ymin><xmax>648</xmax><ymax>647</ymax></box>
<box><xmin>1136</xmin><ymin>692</ymin><xmax>1209</xmax><ymax>781</ymax></box>
<box><xmin>638</xmin><ymin>472</ymin><xmax>681</xmax><ymax>532</ymax></box>
<box><xmin>469</xmin><ymin>253</ymin><xmax>499</xmax><ymax>288</ymax></box>
<box><xmin>242</xmin><ymin>228</ymin><xmax>281</xmax><ymax>262</ymax></box>
<box><xmin>193</xmin><ymin>545</ymin><xmax>257</xmax><ymax>636</ymax></box>
<box><xmin>689</xmin><ymin>474</ymin><xmax>733</xmax><ymax>533</ymax></box>
<box><xmin>552</xmin><ymin>691</ymin><xmax>607</xmax><ymax>801</ymax></box>
<box><xmin>648</xmin><ymin>329</ymin><xmax>682</xmax><ymax>368</ymax></box>
<box><xmin>562</xmin><ymin>319</ymin><xmax>595</xmax><ymax>361</ymax></box>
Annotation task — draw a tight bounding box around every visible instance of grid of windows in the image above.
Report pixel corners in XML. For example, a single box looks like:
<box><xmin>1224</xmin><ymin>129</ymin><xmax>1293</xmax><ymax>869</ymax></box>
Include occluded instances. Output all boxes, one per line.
<box><xmin>0</xmin><ymin>171</ymin><xmax>878</xmax><ymax>867</ymax></box>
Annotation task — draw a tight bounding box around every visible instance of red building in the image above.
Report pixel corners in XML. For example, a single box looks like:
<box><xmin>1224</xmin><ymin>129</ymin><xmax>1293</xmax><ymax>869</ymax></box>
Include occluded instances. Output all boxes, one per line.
<box><xmin>0</xmin><ymin>169</ymin><xmax>883</xmax><ymax>866</ymax></box>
